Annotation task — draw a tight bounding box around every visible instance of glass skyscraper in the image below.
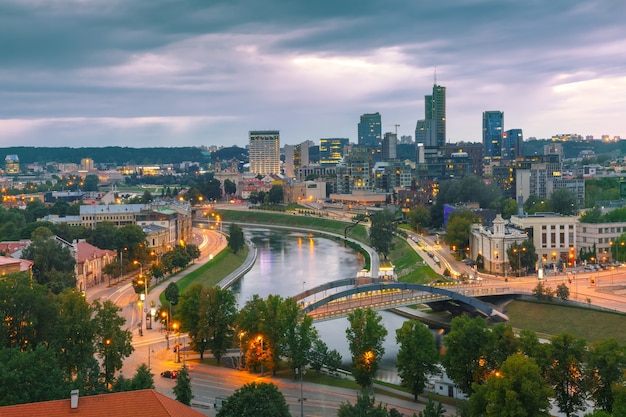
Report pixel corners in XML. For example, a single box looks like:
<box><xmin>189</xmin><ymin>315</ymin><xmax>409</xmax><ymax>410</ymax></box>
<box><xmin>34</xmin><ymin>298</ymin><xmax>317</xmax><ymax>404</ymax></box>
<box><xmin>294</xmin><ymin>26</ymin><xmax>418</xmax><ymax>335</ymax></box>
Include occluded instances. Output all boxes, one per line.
<box><xmin>249</xmin><ymin>130</ymin><xmax>280</xmax><ymax>176</ymax></box>
<box><xmin>482</xmin><ymin>111</ymin><xmax>504</xmax><ymax>158</ymax></box>
<box><xmin>357</xmin><ymin>113</ymin><xmax>382</xmax><ymax>148</ymax></box>
<box><xmin>415</xmin><ymin>84</ymin><xmax>446</xmax><ymax>148</ymax></box>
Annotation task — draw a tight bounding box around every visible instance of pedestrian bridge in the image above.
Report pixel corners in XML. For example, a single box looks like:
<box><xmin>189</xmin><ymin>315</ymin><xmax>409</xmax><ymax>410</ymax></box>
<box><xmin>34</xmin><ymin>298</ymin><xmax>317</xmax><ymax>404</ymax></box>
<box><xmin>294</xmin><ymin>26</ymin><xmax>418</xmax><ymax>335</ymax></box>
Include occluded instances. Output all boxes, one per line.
<box><xmin>295</xmin><ymin>278</ymin><xmax>511</xmax><ymax>323</ymax></box>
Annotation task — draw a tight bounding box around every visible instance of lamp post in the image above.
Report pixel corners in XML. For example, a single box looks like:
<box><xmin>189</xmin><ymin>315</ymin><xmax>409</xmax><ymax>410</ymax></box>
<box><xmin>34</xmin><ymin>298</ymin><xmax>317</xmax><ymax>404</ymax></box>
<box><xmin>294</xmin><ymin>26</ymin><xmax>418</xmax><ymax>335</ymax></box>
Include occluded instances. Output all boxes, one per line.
<box><xmin>238</xmin><ymin>331</ymin><xmax>245</xmax><ymax>370</ymax></box>
<box><xmin>621</xmin><ymin>241</ymin><xmax>625</xmax><ymax>263</ymax></box>
<box><xmin>134</xmin><ymin>260</ymin><xmax>148</xmax><ymax>329</ymax></box>
<box><xmin>161</xmin><ymin>311</ymin><xmax>169</xmax><ymax>349</ymax></box>
<box><xmin>173</xmin><ymin>322</ymin><xmax>180</xmax><ymax>363</ymax></box>
<box><xmin>256</xmin><ymin>335</ymin><xmax>265</xmax><ymax>376</ymax></box>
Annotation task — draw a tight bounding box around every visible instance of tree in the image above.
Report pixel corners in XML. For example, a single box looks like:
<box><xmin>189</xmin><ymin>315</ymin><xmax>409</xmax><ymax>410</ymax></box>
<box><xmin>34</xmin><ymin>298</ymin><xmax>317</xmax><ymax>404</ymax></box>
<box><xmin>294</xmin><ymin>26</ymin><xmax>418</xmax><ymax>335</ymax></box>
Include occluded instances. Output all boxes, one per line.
<box><xmin>395</xmin><ymin>320</ymin><xmax>440</xmax><ymax>401</ymax></box>
<box><xmin>408</xmin><ymin>205</ymin><xmax>431</xmax><ymax>232</ymax></box>
<box><xmin>337</xmin><ymin>392</ymin><xmax>401</xmax><ymax>417</ymax></box>
<box><xmin>524</xmin><ymin>194</ymin><xmax>551</xmax><ymax>215</ymax></box>
<box><xmin>131</xmin><ymin>363</ymin><xmax>155</xmax><ymax>390</ymax></box>
<box><xmin>22</xmin><ymin>232</ymin><xmax>77</xmax><ymax>294</ymax></box>
<box><xmin>346</xmin><ymin>308</ymin><xmax>388</xmax><ymax>390</ymax></box>
<box><xmin>441</xmin><ymin>316</ymin><xmax>494</xmax><ymax>395</ymax></box>
<box><xmin>418</xmin><ymin>399</ymin><xmax>446</xmax><ymax>417</ymax></box>
<box><xmin>185</xmin><ymin>244</ymin><xmax>201</xmax><ymax>262</ymax></box>
<box><xmin>228</xmin><ymin>223</ymin><xmax>245</xmax><ymax>254</ymax></box>
<box><xmin>586</xmin><ymin>338</ymin><xmax>625</xmax><ymax>413</ymax></box>
<box><xmin>197</xmin><ymin>286</ymin><xmax>238</xmax><ymax>363</ymax></box>
<box><xmin>268</xmin><ymin>185</ymin><xmax>284</xmax><ymax>204</ymax></box>
<box><xmin>368</xmin><ymin>210</ymin><xmax>397</xmax><ymax>260</ymax></box>
<box><xmin>216</xmin><ymin>382</ymin><xmax>290</xmax><ymax>417</ymax></box>
<box><xmin>165</xmin><ymin>282</ymin><xmax>180</xmax><ymax>306</ymax></box>
<box><xmin>506</xmin><ymin>240</ymin><xmax>537</xmax><ymax>276</ymax></box>
<box><xmin>470</xmin><ymin>354</ymin><xmax>552</xmax><ymax>417</ymax></box>
<box><xmin>556</xmin><ymin>283</ymin><xmax>570</xmax><ymax>300</ymax></box>
<box><xmin>549</xmin><ymin>187</ymin><xmax>578</xmax><ymax>215</ymax></box>
<box><xmin>443</xmin><ymin>210</ymin><xmax>479</xmax><ymax>256</ymax></box>
<box><xmin>282</xmin><ymin>301</ymin><xmax>317</xmax><ymax>378</ymax></box>
<box><xmin>51</xmin><ymin>291</ymin><xmax>96</xmax><ymax>378</ymax></box>
<box><xmin>173</xmin><ymin>364</ymin><xmax>193</xmax><ymax>405</ymax></box>
<box><xmin>546</xmin><ymin>333</ymin><xmax>588</xmax><ymax>417</ymax></box>
<box><xmin>223</xmin><ymin>178</ymin><xmax>237</xmax><ymax>196</ymax></box>
<box><xmin>92</xmin><ymin>300</ymin><xmax>134</xmax><ymax>386</ymax></box>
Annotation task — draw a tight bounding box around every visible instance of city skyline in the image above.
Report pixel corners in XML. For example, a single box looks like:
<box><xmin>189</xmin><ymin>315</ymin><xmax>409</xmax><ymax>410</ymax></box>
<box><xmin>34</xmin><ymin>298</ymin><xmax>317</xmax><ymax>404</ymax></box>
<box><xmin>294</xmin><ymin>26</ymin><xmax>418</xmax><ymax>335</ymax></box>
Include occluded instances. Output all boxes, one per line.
<box><xmin>1</xmin><ymin>0</ymin><xmax>625</xmax><ymax>148</ymax></box>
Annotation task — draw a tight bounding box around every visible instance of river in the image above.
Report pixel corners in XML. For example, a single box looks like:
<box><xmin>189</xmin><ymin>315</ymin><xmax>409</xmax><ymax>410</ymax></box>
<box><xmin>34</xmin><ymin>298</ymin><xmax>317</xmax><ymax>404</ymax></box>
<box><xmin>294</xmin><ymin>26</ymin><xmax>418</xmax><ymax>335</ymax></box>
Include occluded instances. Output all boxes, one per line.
<box><xmin>229</xmin><ymin>227</ymin><xmax>406</xmax><ymax>384</ymax></box>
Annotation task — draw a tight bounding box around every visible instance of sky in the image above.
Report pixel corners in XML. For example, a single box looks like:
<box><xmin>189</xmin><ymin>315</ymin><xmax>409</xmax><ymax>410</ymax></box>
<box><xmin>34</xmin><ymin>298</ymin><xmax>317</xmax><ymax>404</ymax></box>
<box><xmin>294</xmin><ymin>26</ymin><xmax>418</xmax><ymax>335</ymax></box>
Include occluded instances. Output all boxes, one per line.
<box><xmin>1</xmin><ymin>0</ymin><xmax>625</xmax><ymax>149</ymax></box>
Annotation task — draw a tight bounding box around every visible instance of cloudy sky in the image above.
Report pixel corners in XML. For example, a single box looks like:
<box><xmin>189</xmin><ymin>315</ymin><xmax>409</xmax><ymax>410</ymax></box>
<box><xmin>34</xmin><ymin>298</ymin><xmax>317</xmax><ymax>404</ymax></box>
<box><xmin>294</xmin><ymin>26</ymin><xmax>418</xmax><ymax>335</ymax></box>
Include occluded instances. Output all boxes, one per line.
<box><xmin>1</xmin><ymin>0</ymin><xmax>625</xmax><ymax>149</ymax></box>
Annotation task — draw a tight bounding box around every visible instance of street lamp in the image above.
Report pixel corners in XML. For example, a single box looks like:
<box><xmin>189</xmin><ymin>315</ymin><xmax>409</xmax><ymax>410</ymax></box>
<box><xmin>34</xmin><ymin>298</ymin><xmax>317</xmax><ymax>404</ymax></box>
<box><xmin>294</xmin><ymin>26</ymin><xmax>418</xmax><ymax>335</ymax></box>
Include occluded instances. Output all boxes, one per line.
<box><xmin>256</xmin><ymin>335</ymin><xmax>265</xmax><ymax>376</ymax></box>
<box><xmin>172</xmin><ymin>322</ymin><xmax>181</xmax><ymax>363</ymax></box>
<box><xmin>513</xmin><ymin>246</ymin><xmax>526</xmax><ymax>277</ymax></box>
<box><xmin>161</xmin><ymin>311</ymin><xmax>169</xmax><ymax>349</ymax></box>
<box><xmin>238</xmin><ymin>331</ymin><xmax>245</xmax><ymax>370</ymax></box>
<box><xmin>621</xmin><ymin>242</ymin><xmax>625</xmax><ymax>263</ymax></box>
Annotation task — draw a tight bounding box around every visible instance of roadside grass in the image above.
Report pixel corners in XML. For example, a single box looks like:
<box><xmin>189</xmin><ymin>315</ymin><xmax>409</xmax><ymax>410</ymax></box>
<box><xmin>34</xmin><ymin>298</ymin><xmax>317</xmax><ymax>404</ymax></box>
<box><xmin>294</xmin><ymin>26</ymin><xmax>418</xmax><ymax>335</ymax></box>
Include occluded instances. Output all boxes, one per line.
<box><xmin>157</xmin><ymin>246</ymin><xmax>248</xmax><ymax>305</ymax></box>
<box><xmin>506</xmin><ymin>299</ymin><xmax>626</xmax><ymax>344</ymax></box>
<box><xmin>218</xmin><ymin>209</ymin><xmax>369</xmax><ymax>242</ymax></box>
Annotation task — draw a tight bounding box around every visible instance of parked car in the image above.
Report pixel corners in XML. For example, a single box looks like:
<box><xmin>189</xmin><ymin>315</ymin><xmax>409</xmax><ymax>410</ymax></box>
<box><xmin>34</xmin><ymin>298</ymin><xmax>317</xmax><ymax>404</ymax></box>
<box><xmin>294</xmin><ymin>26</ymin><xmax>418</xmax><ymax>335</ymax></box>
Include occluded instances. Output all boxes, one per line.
<box><xmin>160</xmin><ymin>370</ymin><xmax>178</xmax><ymax>379</ymax></box>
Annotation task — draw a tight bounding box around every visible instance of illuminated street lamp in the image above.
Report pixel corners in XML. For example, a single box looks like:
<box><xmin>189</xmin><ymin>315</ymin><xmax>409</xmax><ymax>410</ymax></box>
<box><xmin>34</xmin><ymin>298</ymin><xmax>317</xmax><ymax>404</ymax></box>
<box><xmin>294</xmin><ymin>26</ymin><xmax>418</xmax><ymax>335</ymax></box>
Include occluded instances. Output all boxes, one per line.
<box><xmin>172</xmin><ymin>322</ymin><xmax>181</xmax><ymax>363</ymax></box>
<box><xmin>513</xmin><ymin>246</ymin><xmax>526</xmax><ymax>277</ymax></box>
<box><xmin>238</xmin><ymin>331</ymin><xmax>246</xmax><ymax>370</ymax></box>
<box><xmin>256</xmin><ymin>335</ymin><xmax>265</xmax><ymax>376</ymax></box>
<box><xmin>161</xmin><ymin>311</ymin><xmax>170</xmax><ymax>349</ymax></box>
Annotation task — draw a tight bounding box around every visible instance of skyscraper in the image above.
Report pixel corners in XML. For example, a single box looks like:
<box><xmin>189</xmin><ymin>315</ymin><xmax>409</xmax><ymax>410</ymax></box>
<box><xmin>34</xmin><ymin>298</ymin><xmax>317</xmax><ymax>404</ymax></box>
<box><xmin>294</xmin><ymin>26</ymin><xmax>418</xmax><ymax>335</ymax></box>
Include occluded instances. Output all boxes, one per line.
<box><xmin>249</xmin><ymin>130</ymin><xmax>280</xmax><ymax>176</ymax></box>
<box><xmin>415</xmin><ymin>84</ymin><xmax>446</xmax><ymax>148</ymax></box>
<box><xmin>382</xmin><ymin>132</ymin><xmax>397</xmax><ymax>161</ymax></box>
<box><xmin>502</xmin><ymin>129</ymin><xmax>523</xmax><ymax>160</ymax></box>
<box><xmin>357</xmin><ymin>113</ymin><xmax>382</xmax><ymax>148</ymax></box>
<box><xmin>483</xmin><ymin>111</ymin><xmax>504</xmax><ymax>158</ymax></box>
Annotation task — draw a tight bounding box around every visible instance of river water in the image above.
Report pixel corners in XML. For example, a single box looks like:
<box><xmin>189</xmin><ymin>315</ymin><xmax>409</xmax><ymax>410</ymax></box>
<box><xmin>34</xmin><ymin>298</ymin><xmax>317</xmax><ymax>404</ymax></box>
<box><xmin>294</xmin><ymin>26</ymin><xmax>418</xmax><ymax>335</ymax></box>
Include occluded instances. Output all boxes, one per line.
<box><xmin>229</xmin><ymin>227</ymin><xmax>406</xmax><ymax>384</ymax></box>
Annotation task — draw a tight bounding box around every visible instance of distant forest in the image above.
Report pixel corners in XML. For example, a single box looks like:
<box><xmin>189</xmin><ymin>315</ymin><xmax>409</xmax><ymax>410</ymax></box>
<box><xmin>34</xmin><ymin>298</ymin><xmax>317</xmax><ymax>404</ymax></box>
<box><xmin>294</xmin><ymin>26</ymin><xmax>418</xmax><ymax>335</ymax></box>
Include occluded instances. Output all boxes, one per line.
<box><xmin>1</xmin><ymin>139</ymin><xmax>622</xmax><ymax>167</ymax></box>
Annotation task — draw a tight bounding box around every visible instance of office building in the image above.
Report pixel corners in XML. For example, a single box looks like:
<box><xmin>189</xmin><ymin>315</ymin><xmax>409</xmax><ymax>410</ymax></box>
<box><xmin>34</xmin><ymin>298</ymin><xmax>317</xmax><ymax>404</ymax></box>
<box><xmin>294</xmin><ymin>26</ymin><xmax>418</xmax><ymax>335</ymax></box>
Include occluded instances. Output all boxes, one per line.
<box><xmin>320</xmin><ymin>138</ymin><xmax>349</xmax><ymax>165</ymax></box>
<box><xmin>415</xmin><ymin>84</ymin><xmax>446</xmax><ymax>148</ymax></box>
<box><xmin>358</xmin><ymin>113</ymin><xmax>382</xmax><ymax>148</ymax></box>
<box><xmin>249</xmin><ymin>130</ymin><xmax>280</xmax><ymax>176</ymax></box>
<box><xmin>382</xmin><ymin>132</ymin><xmax>397</xmax><ymax>161</ymax></box>
<box><xmin>4</xmin><ymin>154</ymin><xmax>19</xmax><ymax>175</ymax></box>
<box><xmin>502</xmin><ymin>129</ymin><xmax>523</xmax><ymax>160</ymax></box>
<box><xmin>483</xmin><ymin>111</ymin><xmax>504</xmax><ymax>158</ymax></box>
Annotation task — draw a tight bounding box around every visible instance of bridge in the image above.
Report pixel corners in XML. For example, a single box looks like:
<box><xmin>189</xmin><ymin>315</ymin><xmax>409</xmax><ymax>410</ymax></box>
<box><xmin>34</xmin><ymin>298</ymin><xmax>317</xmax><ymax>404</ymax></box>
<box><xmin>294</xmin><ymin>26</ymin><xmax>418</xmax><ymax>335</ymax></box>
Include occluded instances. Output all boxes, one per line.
<box><xmin>295</xmin><ymin>278</ymin><xmax>512</xmax><ymax>323</ymax></box>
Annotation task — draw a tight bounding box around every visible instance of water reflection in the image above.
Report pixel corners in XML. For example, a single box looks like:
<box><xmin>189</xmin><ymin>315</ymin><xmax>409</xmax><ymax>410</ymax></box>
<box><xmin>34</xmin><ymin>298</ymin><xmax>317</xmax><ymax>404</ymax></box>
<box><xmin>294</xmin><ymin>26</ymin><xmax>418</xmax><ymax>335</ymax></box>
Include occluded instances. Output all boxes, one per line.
<box><xmin>231</xmin><ymin>228</ymin><xmax>406</xmax><ymax>384</ymax></box>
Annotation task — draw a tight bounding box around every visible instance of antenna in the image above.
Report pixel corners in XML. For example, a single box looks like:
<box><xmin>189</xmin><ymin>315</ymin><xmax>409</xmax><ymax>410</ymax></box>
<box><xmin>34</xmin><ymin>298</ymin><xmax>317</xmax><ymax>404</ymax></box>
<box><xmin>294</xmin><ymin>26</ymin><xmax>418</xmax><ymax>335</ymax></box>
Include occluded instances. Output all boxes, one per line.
<box><xmin>394</xmin><ymin>124</ymin><xmax>400</xmax><ymax>135</ymax></box>
<box><xmin>434</xmin><ymin>66</ymin><xmax>437</xmax><ymax>86</ymax></box>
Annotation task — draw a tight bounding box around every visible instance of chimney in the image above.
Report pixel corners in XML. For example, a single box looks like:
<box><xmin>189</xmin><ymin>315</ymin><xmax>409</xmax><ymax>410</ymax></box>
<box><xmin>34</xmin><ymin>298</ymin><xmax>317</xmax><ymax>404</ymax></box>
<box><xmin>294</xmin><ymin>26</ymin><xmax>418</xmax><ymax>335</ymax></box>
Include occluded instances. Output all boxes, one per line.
<box><xmin>70</xmin><ymin>389</ymin><xmax>79</xmax><ymax>409</ymax></box>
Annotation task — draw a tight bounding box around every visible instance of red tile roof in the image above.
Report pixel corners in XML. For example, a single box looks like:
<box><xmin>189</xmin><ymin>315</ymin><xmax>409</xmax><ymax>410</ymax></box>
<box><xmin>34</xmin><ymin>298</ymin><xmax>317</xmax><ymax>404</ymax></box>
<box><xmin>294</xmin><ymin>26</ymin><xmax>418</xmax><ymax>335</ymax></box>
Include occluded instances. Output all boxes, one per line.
<box><xmin>0</xmin><ymin>389</ymin><xmax>207</xmax><ymax>417</ymax></box>
<box><xmin>75</xmin><ymin>240</ymin><xmax>116</xmax><ymax>263</ymax></box>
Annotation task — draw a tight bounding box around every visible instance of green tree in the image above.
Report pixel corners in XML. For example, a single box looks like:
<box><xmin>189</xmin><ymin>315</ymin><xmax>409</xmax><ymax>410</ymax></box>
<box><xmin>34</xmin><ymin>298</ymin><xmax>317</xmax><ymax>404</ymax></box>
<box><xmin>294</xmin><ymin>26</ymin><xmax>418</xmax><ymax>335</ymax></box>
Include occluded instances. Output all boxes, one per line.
<box><xmin>0</xmin><ymin>272</ymin><xmax>56</xmax><ymax>350</ymax></box>
<box><xmin>418</xmin><ymin>399</ymin><xmax>446</xmax><ymax>417</ymax></box>
<box><xmin>0</xmin><ymin>345</ymin><xmax>70</xmax><ymax>406</ymax></box>
<box><xmin>346</xmin><ymin>308</ymin><xmax>388</xmax><ymax>390</ymax></box>
<box><xmin>546</xmin><ymin>333</ymin><xmax>588</xmax><ymax>417</ymax></box>
<box><xmin>131</xmin><ymin>363</ymin><xmax>155</xmax><ymax>390</ymax></box>
<box><xmin>268</xmin><ymin>184</ymin><xmax>284</xmax><ymax>204</ymax></box>
<box><xmin>83</xmin><ymin>174</ymin><xmax>99</xmax><ymax>191</ymax></box>
<box><xmin>443</xmin><ymin>210</ymin><xmax>479</xmax><ymax>256</ymax></box>
<box><xmin>282</xmin><ymin>301</ymin><xmax>317</xmax><ymax>378</ymax></box>
<box><xmin>555</xmin><ymin>283</ymin><xmax>570</xmax><ymax>300</ymax></box>
<box><xmin>506</xmin><ymin>240</ymin><xmax>537</xmax><ymax>276</ymax></box>
<box><xmin>197</xmin><ymin>286</ymin><xmax>238</xmax><ymax>363</ymax></box>
<box><xmin>227</xmin><ymin>222</ymin><xmax>245</xmax><ymax>254</ymax></box>
<box><xmin>185</xmin><ymin>244</ymin><xmax>201</xmax><ymax>262</ymax></box>
<box><xmin>368</xmin><ymin>210</ymin><xmax>397</xmax><ymax>260</ymax></box>
<box><xmin>173</xmin><ymin>364</ymin><xmax>193</xmax><ymax>405</ymax></box>
<box><xmin>485</xmin><ymin>323</ymin><xmax>519</xmax><ymax>372</ymax></box>
<box><xmin>395</xmin><ymin>320</ymin><xmax>439</xmax><ymax>401</ymax></box>
<box><xmin>51</xmin><ymin>291</ymin><xmax>96</xmax><ymax>378</ymax></box>
<box><xmin>586</xmin><ymin>338</ymin><xmax>625</xmax><ymax>413</ymax></box>
<box><xmin>165</xmin><ymin>282</ymin><xmax>180</xmax><ymax>306</ymax></box>
<box><xmin>408</xmin><ymin>205</ymin><xmax>431</xmax><ymax>232</ymax></box>
<box><xmin>524</xmin><ymin>194</ymin><xmax>551</xmax><ymax>214</ymax></box>
<box><xmin>471</xmin><ymin>354</ymin><xmax>552</xmax><ymax>417</ymax></box>
<box><xmin>93</xmin><ymin>300</ymin><xmax>134</xmax><ymax>385</ymax></box>
<box><xmin>337</xmin><ymin>392</ymin><xmax>400</xmax><ymax>417</ymax></box>
<box><xmin>223</xmin><ymin>178</ymin><xmax>237</xmax><ymax>196</ymax></box>
<box><xmin>216</xmin><ymin>382</ymin><xmax>290</xmax><ymax>417</ymax></box>
<box><xmin>441</xmin><ymin>316</ymin><xmax>494</xmax><ymax>395</ymax></box>
<box><xmin>22</xmin><ymin>233</ymin><xmax>77</xmax><ymax>294</ymax></box>
<box><xmin>549</xmin><ymin>187</ymin><xmax>579</xmax><ymax>215</ymax></box>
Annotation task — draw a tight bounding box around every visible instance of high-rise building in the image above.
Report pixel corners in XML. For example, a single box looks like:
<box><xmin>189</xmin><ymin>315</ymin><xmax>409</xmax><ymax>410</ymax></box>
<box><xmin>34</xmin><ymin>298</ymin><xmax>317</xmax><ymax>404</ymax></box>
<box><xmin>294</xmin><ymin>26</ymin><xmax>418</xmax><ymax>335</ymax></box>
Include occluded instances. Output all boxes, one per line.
<box><xmin>502</xmin><ymin>129</ymin><xmax>523</xmax><ymax>160</ymax></box>
<box><xmin>483</xmin><ymin>111</ymin><xmax>504</xmax><ymax>158</ymax></box>
<box><xmin>320</xmin><ymin>138</ymin><xmax>349</xmax><ymax>165</ymax></box>
<box><xmin>415</xmin><ymin>84</ymin><xmax>446</xmax><ymax>148</ymax></box>
<box><xmin>4</xmin><ymin>154</ymin><xmax>19</xmax><ymax>175</ymax></box>
<box><xmin>382</xmin><ymin>132</ymin><xmax>397</xmax><ymax>161</ymax></box>
<box><xmin>358</xmin><ymin>113</ymin><xmax>382</xmax><ymax>148</ymax></box>
<box><xmin>249</xmin><ymin>130</ymin><xmax>280</xmax><ymax>176</ymax></box>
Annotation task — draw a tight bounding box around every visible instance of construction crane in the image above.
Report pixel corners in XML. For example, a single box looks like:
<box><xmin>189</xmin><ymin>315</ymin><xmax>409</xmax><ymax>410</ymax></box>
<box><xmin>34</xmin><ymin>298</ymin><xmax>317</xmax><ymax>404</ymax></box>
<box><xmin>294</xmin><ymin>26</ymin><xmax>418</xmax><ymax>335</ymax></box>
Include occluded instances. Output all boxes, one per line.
<box><xmin>385</xmin><ymin>124</ymin><xmax>400</xmax><ymax>135</ymax></box>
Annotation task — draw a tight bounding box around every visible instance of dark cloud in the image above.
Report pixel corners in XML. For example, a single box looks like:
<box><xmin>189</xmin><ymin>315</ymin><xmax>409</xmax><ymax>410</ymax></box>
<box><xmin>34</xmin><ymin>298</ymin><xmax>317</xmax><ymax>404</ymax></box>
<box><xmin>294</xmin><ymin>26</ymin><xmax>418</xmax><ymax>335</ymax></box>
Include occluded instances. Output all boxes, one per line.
<box><xmin>0</xmin><ymin>0</ymin><xmax>624</xmax><ymax>147</ymax></box>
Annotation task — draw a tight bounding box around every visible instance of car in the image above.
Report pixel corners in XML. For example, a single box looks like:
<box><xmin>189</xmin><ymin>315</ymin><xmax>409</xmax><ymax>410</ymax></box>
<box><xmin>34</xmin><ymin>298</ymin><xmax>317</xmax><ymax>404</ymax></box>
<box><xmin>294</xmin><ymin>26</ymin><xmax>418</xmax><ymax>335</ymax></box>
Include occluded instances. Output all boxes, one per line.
<box><xmin>160</xmin><ymin>370</ymin><xmax>178</xmax><ymax>379</ymax></box>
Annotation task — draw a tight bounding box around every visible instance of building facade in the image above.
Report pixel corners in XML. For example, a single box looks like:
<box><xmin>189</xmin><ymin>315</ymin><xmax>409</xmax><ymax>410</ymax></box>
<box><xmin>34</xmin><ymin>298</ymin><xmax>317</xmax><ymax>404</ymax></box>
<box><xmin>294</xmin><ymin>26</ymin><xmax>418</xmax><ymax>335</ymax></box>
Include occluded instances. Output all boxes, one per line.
<box><xmin>249</xmin><ymin>130</ymin><xmax>280</xmax><ymax>176</ymax></box>
<box><xmin>358</xmin><ymin>113</ymin><xmax>382</xmax><ymax>148</ymax></box>
<box><xmin>320</xmin><ymin>138</ymin><xmax>349</xmax><ymax>165</ymax></box>
<box><xmin>502</xmin><ymin>129</ymin><xmax>523</xmax><ymax>160</ymax></box>
<box><xmin>469</xmin><ymin>214</ymin><xmax>528</xmax><ymax>275</ymax></box>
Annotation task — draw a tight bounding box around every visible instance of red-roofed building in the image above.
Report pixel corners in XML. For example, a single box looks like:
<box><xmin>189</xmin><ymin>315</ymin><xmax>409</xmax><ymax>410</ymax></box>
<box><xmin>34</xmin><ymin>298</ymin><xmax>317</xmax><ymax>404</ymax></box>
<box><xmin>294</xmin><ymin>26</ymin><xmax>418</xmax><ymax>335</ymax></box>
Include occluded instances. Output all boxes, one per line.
<box><xmin>0</xmin><ymin>389</ymin><xmax>208</xmax><ymax>417</ymax></box>
<box><xmin>74</xmin><ymin>240</ymin><xmax>117</xmax><ymax>292</ymax></box>
<box><xmin>0</xmin><ymin>240</ymin><xmax>30</xmax><ymax>257</ymax></box>
<box><xmin>0</xmin><ymin>256</ymin><xmax>33</xmax><ymax>277</ymax></box>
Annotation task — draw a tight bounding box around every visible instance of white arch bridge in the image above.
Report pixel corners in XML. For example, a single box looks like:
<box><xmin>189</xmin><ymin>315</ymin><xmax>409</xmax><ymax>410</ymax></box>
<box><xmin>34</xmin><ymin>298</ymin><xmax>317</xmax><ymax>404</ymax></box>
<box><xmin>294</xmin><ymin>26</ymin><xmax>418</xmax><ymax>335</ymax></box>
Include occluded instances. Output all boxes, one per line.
<box><xmin>294</xmin><ymin>278</ymin><xmax>511</xmax><ymax>323</ymax></box>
